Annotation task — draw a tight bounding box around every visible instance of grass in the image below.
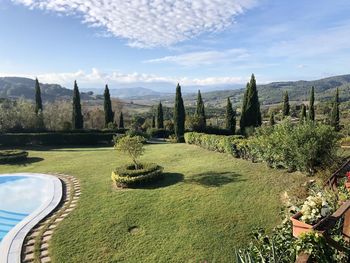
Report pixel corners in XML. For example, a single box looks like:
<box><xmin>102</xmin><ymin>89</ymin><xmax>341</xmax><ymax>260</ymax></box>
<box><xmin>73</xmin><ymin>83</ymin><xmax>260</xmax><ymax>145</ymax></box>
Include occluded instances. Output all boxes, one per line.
<box><xmin>0</xmin><ymin>143</ymin><xmax>307</xmax><ymax>262</ymax></box>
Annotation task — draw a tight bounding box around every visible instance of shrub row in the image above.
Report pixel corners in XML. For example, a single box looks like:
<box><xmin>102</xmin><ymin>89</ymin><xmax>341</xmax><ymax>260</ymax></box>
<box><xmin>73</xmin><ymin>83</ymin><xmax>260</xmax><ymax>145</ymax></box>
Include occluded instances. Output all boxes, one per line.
<box><xmin>0</xmin><ymin>150</ymin><xmax>28</xmax><ymax>163</ymax></box>
<box><xmin>147</xmin><ymin>128</ymin><xmax>172</xmax><ymax>138</ymax></box>
<box><xmin>0</xmin><ymin>132</ymin><xmax>119</xmax><ymax>146</ymax></box>
<box><xmin>111</xmin><ymin>163</ymin><xmax>164</xmax><ymax>186</ymax></box>
<box><xmin>184</xmin><ymin>132</ymin><xmax>244</xmax><ymax>156</ymax></box>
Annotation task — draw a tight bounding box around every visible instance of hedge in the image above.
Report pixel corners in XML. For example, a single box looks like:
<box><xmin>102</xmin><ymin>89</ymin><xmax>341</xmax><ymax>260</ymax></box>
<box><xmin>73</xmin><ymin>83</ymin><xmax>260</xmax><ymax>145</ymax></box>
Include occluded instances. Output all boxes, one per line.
<box><xmin>0</xmin><ymin>150</ymin><xmax>28</xmax><ymax>163</ymax></box>
<box><xmin>111</xmin><ymin>163</ymin><xmax>164</xmax><ymax>186</ymax></box>
<box><xmin>184</xmin><ymin>132</ymin><xmax>244</xmax><ymax>157</ymax></box>
<box><xmin>147</xmin><ymin>128</ymin><xmax>172</xmax><ymax>138</ymax></box>
<box><xmin>0</xmin><ymin>132</ymin><xmax>120</xmax><ymax>146</ymax></box>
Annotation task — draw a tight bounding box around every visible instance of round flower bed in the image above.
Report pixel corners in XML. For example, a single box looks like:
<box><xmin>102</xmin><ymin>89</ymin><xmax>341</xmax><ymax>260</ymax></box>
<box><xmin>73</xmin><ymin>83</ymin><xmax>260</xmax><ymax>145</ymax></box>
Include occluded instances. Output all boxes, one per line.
<box><xmin>111</xmin><ymin>163</ymin><xmax>164</xmax><ymax>187</ymax></box>
<box><xmin>0</xmin><ymin>150</ymin><xmax>28</xmax><ymax>163</ymax></box>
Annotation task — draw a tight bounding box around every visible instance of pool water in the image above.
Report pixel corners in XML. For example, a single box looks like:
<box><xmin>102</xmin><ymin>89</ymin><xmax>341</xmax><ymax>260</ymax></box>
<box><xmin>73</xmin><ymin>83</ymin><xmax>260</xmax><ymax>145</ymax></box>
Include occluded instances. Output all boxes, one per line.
<box><xmin>0</xmin><ymin>175</ymin><xmax>52</xmax><ymax>243</ymax></box>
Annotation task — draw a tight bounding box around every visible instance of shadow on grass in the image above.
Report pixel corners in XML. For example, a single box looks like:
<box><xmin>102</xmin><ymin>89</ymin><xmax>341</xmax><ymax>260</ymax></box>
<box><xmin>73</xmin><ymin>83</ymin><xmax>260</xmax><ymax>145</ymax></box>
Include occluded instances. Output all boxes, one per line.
<box><xmin>4</xmin><ymin>145</ymin><xmax>112</xmax><ymax>152</ymax></box>
<box><xmin>185</xmin><ymin>171</ymin><xmax>243</xmax><ymax>187</ymax></box>
<box><xmin>3</xmin><ymin>157</ymin><xmax>45</xmax><ymax>166</ymax></box>
<box><xmin>130</xmin><ymin>172</ymin><xmax>184</xmax><ymax>190</ymax></box>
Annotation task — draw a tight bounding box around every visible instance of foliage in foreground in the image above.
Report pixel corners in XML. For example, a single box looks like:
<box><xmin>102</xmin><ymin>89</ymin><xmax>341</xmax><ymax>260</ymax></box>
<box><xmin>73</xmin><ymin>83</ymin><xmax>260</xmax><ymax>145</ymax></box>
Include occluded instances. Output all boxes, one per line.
<box><xmin>114</xmin><ymin>135</ymin><xmax>145</xmax><ymax>169</ymax></box>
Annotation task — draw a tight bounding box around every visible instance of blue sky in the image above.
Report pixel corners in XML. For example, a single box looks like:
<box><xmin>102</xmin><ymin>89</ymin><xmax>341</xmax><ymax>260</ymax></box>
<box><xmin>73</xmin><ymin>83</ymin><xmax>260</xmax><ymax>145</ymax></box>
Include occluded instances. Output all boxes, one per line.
<box><xmin>0</xmin><ymin>0</ymin><xmax>350</xmax><ymax>91</ymax></box>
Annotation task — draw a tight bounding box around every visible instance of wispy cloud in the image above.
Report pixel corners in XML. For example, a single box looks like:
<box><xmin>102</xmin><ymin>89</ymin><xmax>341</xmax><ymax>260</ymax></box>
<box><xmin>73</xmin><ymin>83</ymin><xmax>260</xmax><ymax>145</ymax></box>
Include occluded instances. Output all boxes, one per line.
<box><xmin>0</xmin><ymin>68</ymin><xmax>245</xmax><ymax>87</ymax></box>
<box><xmin>12</xmin><ymin>0</ymin><xmax>257</xmax><ymax>48</ymax></box>
<box><xmin>144</xmin><ymin>49</ymin><xmax>250</xmax><ymax>66</ymax></box>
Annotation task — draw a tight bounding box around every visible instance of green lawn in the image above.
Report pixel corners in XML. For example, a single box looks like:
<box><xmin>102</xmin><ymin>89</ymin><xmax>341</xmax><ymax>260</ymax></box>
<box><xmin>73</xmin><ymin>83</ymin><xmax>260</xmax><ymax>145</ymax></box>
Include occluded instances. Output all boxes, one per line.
<box><xmin>0</xmin><ymin>143</ymin><xmax>307</xmax><ymax>262</ymax></box>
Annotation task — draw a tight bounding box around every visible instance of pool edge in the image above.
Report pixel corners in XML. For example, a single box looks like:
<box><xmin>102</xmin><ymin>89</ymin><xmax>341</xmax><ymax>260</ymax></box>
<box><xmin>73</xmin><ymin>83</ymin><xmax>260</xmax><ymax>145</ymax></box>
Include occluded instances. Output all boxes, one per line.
<box><xmin>0</xmin><ymin>173</ymin><xmax>62</xmax><ymax>263</ymax></box>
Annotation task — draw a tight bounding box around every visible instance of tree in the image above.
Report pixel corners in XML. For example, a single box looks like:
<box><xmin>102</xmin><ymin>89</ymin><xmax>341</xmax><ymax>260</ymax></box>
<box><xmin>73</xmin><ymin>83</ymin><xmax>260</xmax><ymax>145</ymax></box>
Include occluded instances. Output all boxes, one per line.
<box><xmin>240</xmin><ymin>74</ymin><xmax>261</xmax><ymax>133</ymax></box>
<box><xmin>269</xmin><ymin>112</ymin><xmax>275</xmax><ymax>126</ymax></box>
<box><xmin>282</xmin><ymin>91</ymin><xmax>290</xmax><ymax>117</ymax></box>
<box><xmin>103</xmin><ymin>84</ymin><xmax>114</xmax><ymax>127</ymax></box>
<box><xmin>174</xmin><ymin>83</ymin><xmax>185</xmax><ymax>142</ymax></box>
<box><xmin>195</xmin><ymin>90</ymin><xmax>206</xmax><ymax>131</ymax></box>
<box><xmin>119</xmin><ymin>112</ymin><xmax>124</xmax><ymax>128</ymax></box>
<box><xmin>309</xmin><ymin>86</ymin><xmax>315</xmax><ymax>121</ymax></box>
<box><xmin>115</xmin><ymin>135</ymin><xmax>145</xmax><ymax>169</ymax></box>
<box><xmin>225</xmin><ymin>97</ymin><xmax>236</xmax><ymax>134</ymax></box>
<box><xmin>152</xmin><ymin>115</ymin><xmax>156</xmax><ymax>128</ymax></box>
<box><xmin>330</xmin><ymin>88</ymin><xmax>340</xmax><ymax>131</ymax></box>
<box><xmin>72</xmin><ymin>80</ymin><xmax>84</xmax><ymax>129</ymax></box>
<box><xmin>35</xmin><ymin>78</ymin><xmax>43</xmax><ymax>114</ymax></box>
<box><xmin>157</xmin><ymin>101</ymin><xmax>164</xmax><ymax>129</ymax></box>
<box><xmin>240</xmin><ymin>82</ymin><xmax>249</xmax><ymax>132</ymax></box>
<box><xmin>300</xmin><ymin>104</ymin><xmax>307</xmax><ymax>123</ymax></box>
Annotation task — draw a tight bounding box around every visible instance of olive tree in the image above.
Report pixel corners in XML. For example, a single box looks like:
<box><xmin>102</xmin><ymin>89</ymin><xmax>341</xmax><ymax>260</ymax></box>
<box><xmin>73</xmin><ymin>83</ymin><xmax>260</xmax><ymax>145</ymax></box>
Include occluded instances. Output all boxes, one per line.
<box><xmin>115</xmin><ymin>135</ymin><xmax>144</xmax><ymax>169</ymax></box>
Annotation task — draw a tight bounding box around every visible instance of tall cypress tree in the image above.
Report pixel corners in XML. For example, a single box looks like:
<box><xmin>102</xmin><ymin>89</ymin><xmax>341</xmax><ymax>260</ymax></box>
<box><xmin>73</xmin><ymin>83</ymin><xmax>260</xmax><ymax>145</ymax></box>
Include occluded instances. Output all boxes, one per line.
<box><xmin>174</xmin><ymin>83</ymin><xmax>185</xmax><ymax>142</ymax></box>
<box><xmin>330</xmin><ymin>88</ymin><xmax>340</xmax><ymax>131</ymax></box>
<box><xmin>309</xmin><ymin>86</ymin><xmax>315</xmax><ymax>121</ymax></box>
<box><xmin>282</xmin><ymin>91</ymin><xmax>290</xmax><ymax>117</ymax></box>
<box><xmin>196</xmin><ymin>90</ymin><xmax>206</xmax><ymax>130</ymax></box>
<box><xmin>239</xmin><ymin>82</ymin><xmax>249</xmax><ymax>132</ymax></box>
<box><xmin>225</xmin><ymin>97</ymin><xmax>236</xmax><ymax>134</ymax></box>
<box><xmin>152</xmin><ymin>115</ymin><xmax>156</xmax><ymax>128</ymax></box>
<box><xmin>119</xmin><ymin>112</ymin><xmax>124</xmax><ymax>129</ymax></box>
<box><xmin>72</xmin><ymin>80</ymin><xmax>84</xmax><ymax>129</ymax></box>
<box><xmin>35</xmin><ymin>78</ymin><xmax>43</xmax><ymax>114</ymax></box>
<box><xmin>269</xmin><ymin>112</ymin><xmax>275</xmax><ymax>126</ymax></box>
<box><xmin>300</xmin><ymin>104</ymin><xmax>307</xmax><ymax>123</ymax></box>
<box><xmin>157</xmin><ymin>101</ymin><xmax>164</xmax><ymax>129</ymax></box>
<box><xmin>104</xmin><ymin>84</ymin><xmax>114</xmax><ymax>127</ymax></box>
<box><xmin>240</xmin><ymin>74</ymin><xmax>261</xmax><ymax>132</ymax></box>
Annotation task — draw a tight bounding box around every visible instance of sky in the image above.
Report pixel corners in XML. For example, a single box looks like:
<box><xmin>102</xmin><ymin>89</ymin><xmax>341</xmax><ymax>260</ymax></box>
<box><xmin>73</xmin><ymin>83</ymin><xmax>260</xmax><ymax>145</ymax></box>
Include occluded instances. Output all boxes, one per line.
<box><xmin>0</xmin><ymin>0</ymin><xmax>350</xmax><ymax>91</ymax></box>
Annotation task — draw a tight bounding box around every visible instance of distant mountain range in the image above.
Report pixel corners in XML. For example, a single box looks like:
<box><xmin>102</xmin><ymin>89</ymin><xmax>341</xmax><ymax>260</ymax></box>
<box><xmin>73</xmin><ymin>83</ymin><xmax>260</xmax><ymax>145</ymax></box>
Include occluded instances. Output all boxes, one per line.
<box><xmin>0</xmin><ymin>75</ymin><xmax>350</xmax><ymax>107</ymax></box>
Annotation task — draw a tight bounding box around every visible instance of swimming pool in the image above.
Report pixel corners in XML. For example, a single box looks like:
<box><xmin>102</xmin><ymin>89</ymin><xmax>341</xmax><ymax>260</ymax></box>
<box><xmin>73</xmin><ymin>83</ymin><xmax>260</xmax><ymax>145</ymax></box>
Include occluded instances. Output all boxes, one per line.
<box><xmin>0</xmin><ymin>173</ymin><xmax>62</xmax><ymax>263</ymax></box>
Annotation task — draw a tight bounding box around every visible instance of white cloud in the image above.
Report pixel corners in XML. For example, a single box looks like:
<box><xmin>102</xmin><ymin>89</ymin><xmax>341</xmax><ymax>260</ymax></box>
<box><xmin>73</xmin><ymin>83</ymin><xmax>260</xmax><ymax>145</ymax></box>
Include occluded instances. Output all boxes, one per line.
<box><xmin>0</xmin><ymin>68</ymin><xmax>244</xmax><ymax>87</ymax></box>
<box><xmin>145</xmin><ymin>49</ymin><xmax>250</xmax><ymax>66</ymax></box>
<box><xmin>12</xmin><ymin>0</ymin><xmax>257</xmax><ymax>47</ymax></box>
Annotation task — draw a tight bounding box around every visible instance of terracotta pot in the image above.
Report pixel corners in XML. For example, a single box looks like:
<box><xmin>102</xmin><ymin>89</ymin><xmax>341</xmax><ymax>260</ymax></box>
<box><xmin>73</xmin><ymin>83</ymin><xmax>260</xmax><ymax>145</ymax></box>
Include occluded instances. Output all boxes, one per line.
<box><xmin>290</xmin><ymin>212</ymin><xmax>314</xmax><ymax>237</ymax></box>
<box><xmin>345</xmin><ymin>181</ymin><xmax>350</xmax><ymax>190</ymax></box>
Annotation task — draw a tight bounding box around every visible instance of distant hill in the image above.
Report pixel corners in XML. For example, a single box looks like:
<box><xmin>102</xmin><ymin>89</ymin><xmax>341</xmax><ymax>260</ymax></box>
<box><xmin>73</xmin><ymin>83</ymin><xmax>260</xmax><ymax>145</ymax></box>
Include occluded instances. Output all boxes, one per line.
<box><xmin>180</xmin><ymin>74</ymin><xmax>350</xmax><ymax>108</ymax></box>
<box><xmin>0</xmin><ymin>77</ymin><xmax>95</xmax><ymax>101</ymax></box>
<box><xmin>84</xmin><ymin>86</ymin><xmax>170</xmax><ymax>99</ymax></box>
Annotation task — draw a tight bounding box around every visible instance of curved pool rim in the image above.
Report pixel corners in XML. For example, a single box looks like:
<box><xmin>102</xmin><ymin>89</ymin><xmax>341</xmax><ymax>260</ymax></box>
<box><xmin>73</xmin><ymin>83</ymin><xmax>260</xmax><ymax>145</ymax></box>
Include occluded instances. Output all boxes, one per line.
<box><xmin>0</xmin><ymin>173</ymin><xmax>62</xmax><ymax>263</ymax></box>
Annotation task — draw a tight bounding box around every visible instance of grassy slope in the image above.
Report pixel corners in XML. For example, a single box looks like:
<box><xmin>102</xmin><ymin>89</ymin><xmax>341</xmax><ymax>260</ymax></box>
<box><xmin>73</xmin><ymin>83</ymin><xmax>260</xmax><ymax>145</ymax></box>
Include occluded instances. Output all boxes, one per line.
<box><xmin>0</xmin><ymin>144</ymin><xmax>306</xmax><ymax>262</ymax></box>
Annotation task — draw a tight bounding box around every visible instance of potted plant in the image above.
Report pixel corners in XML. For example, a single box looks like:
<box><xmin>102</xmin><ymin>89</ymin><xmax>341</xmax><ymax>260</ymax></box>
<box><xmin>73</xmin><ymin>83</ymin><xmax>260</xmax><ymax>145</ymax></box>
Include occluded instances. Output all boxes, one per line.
<box><xmin>345</xmin><ymin>171</ymin><xmax>350</xmax><ymax>189</ymax></box>
<box><xmin>291</xmin><ymin>192</ymin><xmax>331</xmax><ymax>237</ymax></box>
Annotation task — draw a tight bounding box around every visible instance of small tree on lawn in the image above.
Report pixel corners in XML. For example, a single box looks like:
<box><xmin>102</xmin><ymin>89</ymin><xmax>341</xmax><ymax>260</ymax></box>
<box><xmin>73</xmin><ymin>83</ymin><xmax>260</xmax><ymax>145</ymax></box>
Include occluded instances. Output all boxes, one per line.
<box><xmin>115</xmin><ymin>135</ymin><xmax>144</xmax><ymax>169</ymax></box>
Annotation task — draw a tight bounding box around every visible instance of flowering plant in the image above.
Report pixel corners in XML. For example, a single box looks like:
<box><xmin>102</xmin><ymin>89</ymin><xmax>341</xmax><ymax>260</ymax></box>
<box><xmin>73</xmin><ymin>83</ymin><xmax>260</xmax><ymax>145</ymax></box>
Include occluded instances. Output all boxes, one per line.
<box><xmin>300</xmin><ymin>192</ymin><xmax>332</xmax><ymax>224</ymax></box>
<box><xmin>346</xmin><ymin>171</ymin><xmax>350</xmax><ymax>181</ymax></box>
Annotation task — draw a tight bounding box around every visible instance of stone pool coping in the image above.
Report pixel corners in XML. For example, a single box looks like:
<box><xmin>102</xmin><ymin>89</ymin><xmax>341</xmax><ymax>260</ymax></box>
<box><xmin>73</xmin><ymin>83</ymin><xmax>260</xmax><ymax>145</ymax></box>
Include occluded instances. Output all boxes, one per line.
<box><xmin>0</xmin><ymin>173</ymin><xmax>62</xmax><ymax>263</ymax></box>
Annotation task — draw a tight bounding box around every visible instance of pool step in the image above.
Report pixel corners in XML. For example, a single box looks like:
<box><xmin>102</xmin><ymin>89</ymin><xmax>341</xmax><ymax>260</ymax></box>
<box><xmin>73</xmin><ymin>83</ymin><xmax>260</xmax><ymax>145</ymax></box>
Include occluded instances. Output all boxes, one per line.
<box><xmin>21</xmin><ymin>173</ymin><xmax>81</xmax><ymax>263</ymax></box>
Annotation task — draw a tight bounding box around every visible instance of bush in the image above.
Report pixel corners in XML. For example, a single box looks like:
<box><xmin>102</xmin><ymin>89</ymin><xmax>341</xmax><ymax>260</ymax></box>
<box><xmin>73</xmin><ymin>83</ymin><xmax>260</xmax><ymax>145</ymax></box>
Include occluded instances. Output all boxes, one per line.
<box><xmin>125</xmin><ymin>129</ymin><xmax>150</xmax><ymax>140</ymax></box>
<box><xmin>204</xmin><ymin>126</ymin><xmax>234</xmax><ymax>135</ymax></box>
<box><xmin>111</xmin><ymin>163</ymin><xmax>164</xmax><ymax>187</ymax></box>
<box><xmin>0</xmin><ymin>132</ymin><xmax>118</xmax><ymax>146</ymax></box>
<box><xmin>0</xmin><ymin>150</ymin><xmax>28</xmax><ymax>163</ymax></box>
<box><xmin>248</xmin><ymin>120</ymin><xmax>339</xmax><ymax>174</ymax></box>
<box><xmin>147</xmin><ymin>128</ymin><xmax>172</xmax><ymax>138</ymax></box>
<box><xmin>184</xmin><ymin>132</ymin><xmax>244</xmax><ymax>157</ymax></box>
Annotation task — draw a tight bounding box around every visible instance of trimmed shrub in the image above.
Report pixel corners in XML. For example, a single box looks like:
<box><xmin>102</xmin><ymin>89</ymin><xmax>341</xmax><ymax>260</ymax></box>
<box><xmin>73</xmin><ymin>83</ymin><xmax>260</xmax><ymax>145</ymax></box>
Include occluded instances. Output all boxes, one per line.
<box><xmin>147</xmin><ymin>128</ymin><xmax>172</xmax><ymax>138</ymax></box>
<box><xmin>204</xmin><ymin>126</ymin><xmax>233</xmax><ymax>135</ymax></box>
<box><xmin>111</xmin><ymin>163</ymin><xmax>164</xmax><ymax>187</ymax></box>
<box><xmin>0</xmin><ymin>150</ymin><xmax>28</xmax><ymax>163</ymax></box>
<box><xmin>184</xmin><ymin>132</ymin><xmax>244</xmax><ymax>156</ymax></box>
<box><xmin>0</xmin><ymin>132</ymin><xmax>119</xmax><ymax>146</ymax></box>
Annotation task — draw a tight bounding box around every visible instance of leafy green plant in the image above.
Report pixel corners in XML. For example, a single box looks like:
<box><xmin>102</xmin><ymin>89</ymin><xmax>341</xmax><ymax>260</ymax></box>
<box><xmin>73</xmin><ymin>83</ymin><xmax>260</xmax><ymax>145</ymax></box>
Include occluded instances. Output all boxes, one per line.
<box><xmin>115</xmin><ymin>135</ymin><xmax>145</xmax><ymax>169</ymax></box>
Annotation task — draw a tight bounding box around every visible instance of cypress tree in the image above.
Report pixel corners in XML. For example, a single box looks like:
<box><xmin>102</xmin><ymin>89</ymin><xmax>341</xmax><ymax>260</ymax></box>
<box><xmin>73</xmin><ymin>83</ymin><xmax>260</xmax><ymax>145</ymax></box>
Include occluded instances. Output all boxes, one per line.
<box><xmin>225</xmin><ymin>97</ymin><xmax>236</xmax><ymax>134</ymax></box>
<box><xmin>157</xmin><ymin>101</ymin><xmax>164</xmax><ymax>129</ymax></box>
<box><xmin>239</xmin><ymin>82</ymin><xmax>249</xmax><ymax>132</ymax></box>
<box><xmin>269</xmin><ymin>112</ymin><xmax>275</xmax><ymax>126</ymax></box>
<box><xmin>309</xmin><ymin>86</ymin><xmax>315</xmax><ymax>121</ymax></box>
<box><xmin>174</xmin><ymin>83</ymin><xmax>185</xmax><ymax>142</ymax></box>
<box><xmin>240</xmin><ymin>74</ymin><xmax>261</xmax><ymax>133</ymax></box>
<box><xmin>330</xmin><ymin>88</ymin><xmax>340</xmax><ymax>131</ymax></box>
<box><xmin>282</xmin><ymin>91</ymin><xmax>290</xmax><ymax>117</ymax></box>
<box><xmin>152</xmin><ymin>115</ymin><xmax>156</xmax><ymax>128</ymax></box>
<box><xmin>72</xmin><ymin>80</ymin><xmax>84</xmax><ymax>129</ymax></box>
<box><xmin>119</xmin><ymin>112</ymin><xmax>124</xmax><ymax>128</ymax></box>
<box><xmin>195</xmin><ymin>90</ymin><xmax>206</xmax><ymax>130</ymax></box>
<box><xmin>300</xmin><ymin>104</ymin><xmax>307</xmax><ymax>123</ymax></box>
<box><xmin>35</xmin><ymin>78</ymin><xmax>43</xmax><ymax>114</ymax></box>
<box><xmin>103</xmin><ymin>84</ymin><xmax>114</xmax><ymax>127</ymax></box>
